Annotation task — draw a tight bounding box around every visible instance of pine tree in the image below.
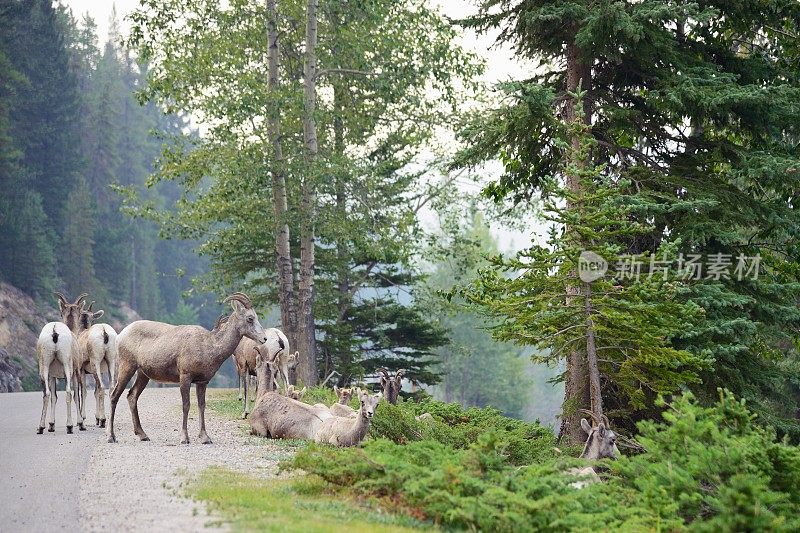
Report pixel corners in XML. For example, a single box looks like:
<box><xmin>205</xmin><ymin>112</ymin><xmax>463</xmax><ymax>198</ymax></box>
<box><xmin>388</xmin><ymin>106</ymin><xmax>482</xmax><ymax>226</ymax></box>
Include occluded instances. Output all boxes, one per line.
<box><xmin>461</xmin><ymin>107</ymin><xmax>706</xmax><ymax>429</ymax></box>
<box><xmin>458</xmin><ymin>0</ymin><xmax>800</xmax><ymax>440</ymax></box>
<box><xmin>5</xmin><ymin>0</ymin><xmax>83</xmax><ymax>232</ymax></box>
<box><xmin>61</xmin><ymin>177</ymin><xmax>100</xmax><ymax>298</ymax></box>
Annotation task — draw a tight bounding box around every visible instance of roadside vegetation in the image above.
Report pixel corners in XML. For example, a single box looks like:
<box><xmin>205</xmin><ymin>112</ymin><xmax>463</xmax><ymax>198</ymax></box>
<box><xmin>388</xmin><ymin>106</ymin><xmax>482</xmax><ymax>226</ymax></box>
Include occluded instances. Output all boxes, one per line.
<box><xmin>203</xmin><ymin>387</ymin><xmax>800</xmax><ymax>532</ymax></box>
<box><xmin>188</xmin><ymin>467</ymin><xmax>436</xmax><ymax>532</ymax></box>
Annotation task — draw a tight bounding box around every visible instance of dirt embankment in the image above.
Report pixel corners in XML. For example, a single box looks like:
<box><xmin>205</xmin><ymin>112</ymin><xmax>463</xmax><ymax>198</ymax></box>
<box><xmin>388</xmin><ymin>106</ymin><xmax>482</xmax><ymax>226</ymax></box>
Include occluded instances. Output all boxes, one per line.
<box><xmin>0</xmin><ymin>282</ymin><xmax>142</xmax><ymax>391</ymax></box>
<box><xmin>0</xmin><ymin>283</ymin><xmax>58</xmax><ymax>391</ymax></box>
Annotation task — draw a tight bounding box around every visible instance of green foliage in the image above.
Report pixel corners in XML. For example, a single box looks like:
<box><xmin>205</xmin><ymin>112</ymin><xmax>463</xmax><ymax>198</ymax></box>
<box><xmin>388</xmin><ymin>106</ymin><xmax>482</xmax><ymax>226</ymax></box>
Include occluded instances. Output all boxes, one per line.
<box><xmin>0</xmin><ymin>2</ymin><xmax>218</xmax><ymax>326</ymax></box>
<box><xmin>188</xmin><ymin>467</ymin><xmax>434</xmax><ymax>532</ymax></box>
<box><xmin>300</xmin><ymin>386</ymin><xmax>338</xmax><ymax>407</ymax></box>
<box><xmin>425</xmin><ymin>210</ymin><xmax>550</xmax><ymax>420</ymax></box>
<box><xmin>162</xmin><ymin>301</ymin><xmax>200</xmax><ymax>326</ymax></box>
<box><xmin>457</xmin><ymin>0</ymin><xmax>800</xmax><ymax>436</ymax></box>
<box><xmin>289</xmin><ymin>390</ymin><xmax>800</xmax><ymax>532</ymax></box>
<box><xmin>127</xmin><ymin>0</ymin><xmax>479</xmax><ymax>383</ymax></box>
<box><xmin>462</xmin><ymin>118</ymin><xmax>707</xmax><ymax>418</ymax></box>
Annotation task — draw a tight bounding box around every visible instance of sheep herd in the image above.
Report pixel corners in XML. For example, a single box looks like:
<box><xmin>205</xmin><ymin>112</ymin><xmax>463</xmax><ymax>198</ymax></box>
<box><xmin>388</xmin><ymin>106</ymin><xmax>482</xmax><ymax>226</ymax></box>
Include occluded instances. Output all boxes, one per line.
<box><xmin>34</xmin><ymin>288</ymin><xmax>621</xmax><ymax>498</ymax></box>
<box><xmin>35</xmin><ymin>291</ymin><xmax>384</xmax><ymax>448</ymax></box>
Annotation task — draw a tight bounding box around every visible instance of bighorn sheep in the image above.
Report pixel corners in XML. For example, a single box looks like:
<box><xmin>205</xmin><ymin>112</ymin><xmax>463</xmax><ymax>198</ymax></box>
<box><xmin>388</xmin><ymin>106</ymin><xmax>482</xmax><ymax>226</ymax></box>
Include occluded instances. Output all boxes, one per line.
<box><xmin>314</xmin><ymin>388</ymin><xmax>382</xmax><ymax>447</ymax></box>
<box><xmin>248</xmin><ymin>353</ymin><xmax>333</xmax><ymax>440</ymax></box>
<box><xmin>74</xmin><ymin>301</ymin><xmax>118</xmax><ymax>429</ymax></box>
<box><xmin>233</xmin><ymin>328</ymin><xmax>286</xmax><ymax>419</ymax></box>
<box><xmin>567</xmin><ymin>410</ymin><xmax>619</xmax><ymax>488</ymax></box>
<box><xmin>108</xmin><ymin>292</ymin><xmax>268</xmax><ymax>444</ymax></box>
<box><xmin>378</xmin><ymin>368</ymin><xmax>404</xmax><ymax>404</ymax></box>
<box><xmin>285</xmin><ymin>384</ymin><xmax>306</xmax><ymax>400</ymax></box>
<box><xmin>329</xmin><ymin>386</ymin><xmax>356</xmax><ymax>418</ymax></box>
<box><xmin>36</xmin><ymin>292</ymin><xmax>86</xmax><ymax>434</ymax></box>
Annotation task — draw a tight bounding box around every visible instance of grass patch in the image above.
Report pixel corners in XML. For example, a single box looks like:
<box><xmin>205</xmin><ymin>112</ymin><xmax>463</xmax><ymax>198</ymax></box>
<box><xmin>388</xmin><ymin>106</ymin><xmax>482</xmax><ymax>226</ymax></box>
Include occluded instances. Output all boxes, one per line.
<box><xmin>207</xmin><ymin>388</ymin><xmax>247</xmax><ymax>419</ymax></box>
<box><xmin>188</xmin><ymin>467</ymin><xmax>437</xmax><ymax>532</ymax></box>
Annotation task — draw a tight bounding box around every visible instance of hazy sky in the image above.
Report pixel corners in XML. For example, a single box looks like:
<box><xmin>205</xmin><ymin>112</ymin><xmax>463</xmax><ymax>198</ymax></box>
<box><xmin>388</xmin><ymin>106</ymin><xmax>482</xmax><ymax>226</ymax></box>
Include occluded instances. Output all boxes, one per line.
<box><xmin>61</xmin><ymin>0</ymin><xmax>538</xmax><ymax>252</ymax></box>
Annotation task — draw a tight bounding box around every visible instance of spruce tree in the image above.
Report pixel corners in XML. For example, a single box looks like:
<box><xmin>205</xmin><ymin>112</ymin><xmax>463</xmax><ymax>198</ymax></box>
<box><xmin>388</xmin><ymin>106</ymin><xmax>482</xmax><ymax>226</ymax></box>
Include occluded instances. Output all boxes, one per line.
<box><xmin>5</xmin><ymin>0</ymin><xmax>83</xmax><ymax>231</ymax></box>
<box><xmin>458</xmin><ymin>0</ymin><xmax>800</xmax><ymax>440</ymax></box>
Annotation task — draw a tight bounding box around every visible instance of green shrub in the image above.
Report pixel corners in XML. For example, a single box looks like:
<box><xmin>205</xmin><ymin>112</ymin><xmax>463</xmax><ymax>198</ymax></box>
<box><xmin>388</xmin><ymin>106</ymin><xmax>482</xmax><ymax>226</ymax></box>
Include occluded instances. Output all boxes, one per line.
<box><xmin>365</xmin><ymin>397</ymin><xmax>557</xmax><ymax>465</ymax></box>
<box><xmin>301</xmin><ymin>386</ymin><xmax>339</xmax><ymax>406</ymax></box>
<box><xmin>288</xmin><ymin>390</ymin><xmax>800</xmax><ymax>532</ymax></box>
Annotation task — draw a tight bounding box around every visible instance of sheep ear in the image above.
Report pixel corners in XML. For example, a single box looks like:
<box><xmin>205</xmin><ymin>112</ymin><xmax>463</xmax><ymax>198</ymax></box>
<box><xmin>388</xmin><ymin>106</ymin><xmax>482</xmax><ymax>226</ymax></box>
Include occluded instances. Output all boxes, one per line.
<box><xmin>230</xmin><ymin>300</ymin><xmax>245</xmax><ymax>314</ymax></box>
<box><xmin>334</xmin><ymin>386</ymin><xmax>339</xmax><ymax>394</ymax></box>
<box><xmin>580</xmin><ymin>418</ymin><xmax>592</xmax><ymax>434</ymax></box>
<box><xmin>255</xmin><ymin>352</ymin><xmax>262</xmax><ymax>367</ymax></box>
<box><xmin>597</xmin><ymin>422</ymin><xmax>606</xmax><ymax>438</ymax></box>
<box><xmin>92</xmin><ymin>310</ymin><xmax>104</xmax><ymax>320</ymax></box>
<box><xmin>380</xmin><ymin>376</ymin><xmax>388</xmax><ymax>387</ymax></box>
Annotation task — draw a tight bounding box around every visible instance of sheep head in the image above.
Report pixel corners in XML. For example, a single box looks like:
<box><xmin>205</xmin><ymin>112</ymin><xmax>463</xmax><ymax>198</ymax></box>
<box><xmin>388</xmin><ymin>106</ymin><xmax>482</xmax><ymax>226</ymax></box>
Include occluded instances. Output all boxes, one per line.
<box><xmin>334</xmin><ymin>386</ymin><xmax>353</xmax><ymax>405</ymax></box>
<box><xmin>378</xmin><ymin>368</ymin><xmax>404</xmax><ymax>404</ymax></box>
<box><xmin>579</xmin><ymin>410</ymin><xmax>618</xmax><ymax>460</ymax></box>
<box><xmin>357</xmin><ymin>388</ymin><xmax>381</xmax><ymax>419</ymax></box>
<box><xmin>286</xmin><ymin>351</ymin><xmax>300</xmax><ymax>371</ymax></box>
<box><xmin>54</xmin><ymin>291</ymin><xmax>88</xmax><ymax>333</ymax></box>
<box><xmin>286</xmin><ymin>385</ymin><xmax>306</xmax><ymax>400</ymax></box>
<box><xmin>223</xmin><ymin>292</ymin><xmax>267</xmax><ymax>343</ymax></box>
<box><xmin>254</xmin><ymin>350</ymin><xmax>278</xmax><ymax>392</ymax></box>
<box><xmin>79</xmin><ymin>301</ymin><xmax>105</xmax><ymax>331</ymax></box>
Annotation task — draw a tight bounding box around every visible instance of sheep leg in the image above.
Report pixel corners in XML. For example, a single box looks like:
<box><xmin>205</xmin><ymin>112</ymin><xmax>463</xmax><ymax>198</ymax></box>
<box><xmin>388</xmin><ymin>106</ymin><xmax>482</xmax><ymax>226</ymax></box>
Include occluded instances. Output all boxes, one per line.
<box><xmin>37</xmin><ymin>351</ymin><xmax>51</xmax><ymax>433</ymax></box>
<box><xmin>251</xmin><ymin>375</ymin><xmax>258</xmax><ymax>402</ymax></box>
<box><xmin>76</xmin><ymin>371</ymin><xmax>86</xmax><ymax>431</ymax></box>
<box><xmin>108</xmin><ymin>354</ymin><xmax>117</xmax><ymax>395</ymax></box>
<box><xmin>280</xmin><ymin>366</ymin><xmax>290</xmax><ymax>393</ymax></box>
<box><xmin>127</xmin><ymin>371</ymin><xmax>151</xmax><ymax>441</ymax></box>
<box><xmin>48</xmin><ymin>377</ymin><xmax>57</xmax><ymax>432</ymax></box>
<box><xmin>37</xmin><ymin>378</ymin><xmax>48</xmax><ymax>434</ymax></box>
<box><xmin>107</xmin><ymin>362</ymin><xmax>138</xmax><ymax>443</ymax></box>
<box><xmin>180</xmin><ymin>374</ymin><xmax>191</xmax><ymax>444</ymax></box>
<box><xmin>94</xmin><ymin>379</ymin><xmax>106</xmax><ymax>427</ymax></box>
<box><xmin>94</xmin><ymin>361</ymin><xmax>107</xmax><ymax>427</ymax></box>
<box><xmin>238</xmin><ymin>373</ymin><xmax>243</xmax><ymax>401</ymax></box>
<box><xmin>196</xmin><ymin>381</ymin><xmax>212</xmax><ymax>444</ymax></box>
<box><xmin>64</xmin><ymin>367</ymin><xmax>74</xmax><ymax>434</ymax></box>
<box><xmin>241</xmin><ymin>372</ymin><xmax>249</xmax><ymax>419</ymax></box>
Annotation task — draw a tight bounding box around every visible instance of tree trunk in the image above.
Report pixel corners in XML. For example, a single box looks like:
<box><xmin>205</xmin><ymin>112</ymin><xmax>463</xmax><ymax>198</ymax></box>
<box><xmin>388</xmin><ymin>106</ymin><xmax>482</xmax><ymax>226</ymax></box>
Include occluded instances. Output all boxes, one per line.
<box><xmin>266</xmin><ymin>0</ymin><xmax>298</xmax><ymax>355</ymax></box>
<box><xmin>297</xmin><ymin>0</ymin><xmax>319</xmax><ymax>385</ymax></box>
<box><xmin>333</xmin><ymin>83</ymin><xmax>351</xmax><ymax>382</ymax></box>
<box><xmin>583</xmin><ymin>281</ymin><xmax>603</xmax><ymax>418</ymax></box>
<box><xmin>558</xmin><ymin>40</ymin><xmax>594</xmax><ymax>445</ymax></box>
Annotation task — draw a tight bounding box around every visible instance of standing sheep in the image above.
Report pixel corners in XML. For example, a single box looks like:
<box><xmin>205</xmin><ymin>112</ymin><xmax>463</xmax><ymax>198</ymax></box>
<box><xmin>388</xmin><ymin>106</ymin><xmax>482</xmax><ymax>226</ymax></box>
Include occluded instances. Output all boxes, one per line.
<box><xmin>36</xmin><ymin>292</ymin><xmax>86</xmax><ymax>434</ymax></box>
<box><xmin>107</xmin><ymin>292</ymin><xmax>268</xmax><ymax>445</ymax></box>
<box><xmin>74</xmin><ymin>301</ymin><xmax>118</xmax><ymax>429</ymax></box>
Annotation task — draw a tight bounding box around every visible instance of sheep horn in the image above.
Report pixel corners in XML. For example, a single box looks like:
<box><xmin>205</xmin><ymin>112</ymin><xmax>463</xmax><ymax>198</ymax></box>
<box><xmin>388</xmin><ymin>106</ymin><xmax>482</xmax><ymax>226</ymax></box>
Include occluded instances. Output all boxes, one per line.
<box><xmin>601</xmin><ymin>414</ymin><xmax>611</xmax><ymax>427</ymax></box>
<box><xmin>579</xmin><ymin>408</ymin><xmax>601</xmax><ymax>426</ymax></box>
<box><xmin>223</xmin><ymin>292</ymin><xmax>252</xmax><ymax>309</ymax></box>
<box><xmin>86</xmin><ymin>301</ymin><xmax>95</xmax><ymax>312</ymax></box>
<box><xmin>73</xmin><ymin>293</ymin><xmax>89</xmax><ymax>306</ymax></box>
<box><xmin>376</xmin><ymin>368</ymin><xmax>390</xmax><ymax>379</ymax></box>
<box><xmin>53</xmin><ymin>291</ymin><xmax>69</xmax><ymax>304</ymax></box>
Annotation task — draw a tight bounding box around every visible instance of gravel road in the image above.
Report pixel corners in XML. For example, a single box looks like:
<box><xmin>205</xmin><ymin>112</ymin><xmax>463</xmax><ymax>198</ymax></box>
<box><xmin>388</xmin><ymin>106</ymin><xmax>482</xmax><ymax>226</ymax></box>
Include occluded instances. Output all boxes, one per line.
<box><xmin>1</xmin><ymin>387</ymin><xmax>288</xmax><ymax>532</ymax></box>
